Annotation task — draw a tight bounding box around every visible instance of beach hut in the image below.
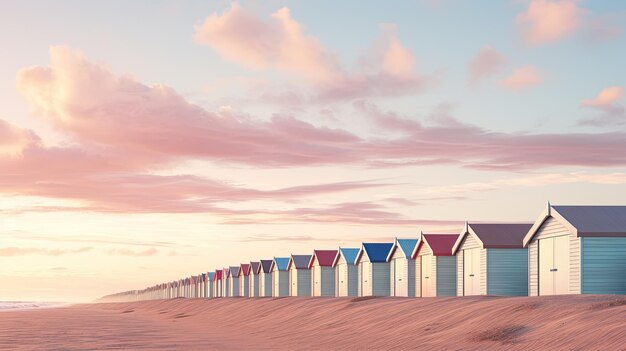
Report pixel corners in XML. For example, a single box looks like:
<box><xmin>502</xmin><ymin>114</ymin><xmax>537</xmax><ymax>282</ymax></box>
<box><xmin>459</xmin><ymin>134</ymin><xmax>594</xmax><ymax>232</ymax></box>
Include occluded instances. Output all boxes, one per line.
<box><xmin>333</xmin><ymin>248</ymin><xmax>359</xmax><ymax>297</ymax></box>
<box><xmin>452</xmin><ymin>222</ymin><xmax>532</xmax><ymax>296</ymax></box>
<box><xmin>288</xmin><ymin>255</ymin><xmax>313</xmax><ymax>297</ymax></box>
<box><xmin>309</xmin><ymin>250</ymin><xmax>337</xmax><ymax>297</ymax></box>
<box><xmin>239</xmin><ymin>263</ymin><xmax>251</xmax><ymax>297</ymax></box>
<box><xmin>413</xmin><ymin>233</ymin><xmax>458</xmax><ymax>297</ymax></box>
<box><xmin>207</xmin><ymin>272</ymin><xmax>215</xmax><ymax>298</ymax></box>
<box><xmin>271</xmin><ymin>257</ymin><xmax>290</xmax><ymax>297</ymax></box>
<box><xmin>223</xmin><ymin>268</ymin><xmax>231</xmax><ymax>297</ymax></box>
<box><xmin>214</xmin><ymin>269</ymin><xmax>223</xmax><ymax>297</ymax></box>
<box><xmin>259</xmin><ymin>259</ymin><xmax>274</xmax><ymax>297</ymax></box>
<box><xmin>229</xmin><ymin>266</ymin><xmax>240</xmax><ymax>297</ymax></box>
<box><xmin>355</xmin><ymin>243</ymin><xmax>393</xmax><ymax>296</ymax></box>
<box><xmin>523</xmin><ymin>204</ymin><xmax>626</xmax><ymax>295</ymax></box>
<box><xmin>249</xmin><ymin>262</ymin><xmax>261</xmax><ymax>297</ymax></box>
<box><xmin>387</xmin><ymin>238</ymin><xmax>419</xmax><ymax>297</ymax></box>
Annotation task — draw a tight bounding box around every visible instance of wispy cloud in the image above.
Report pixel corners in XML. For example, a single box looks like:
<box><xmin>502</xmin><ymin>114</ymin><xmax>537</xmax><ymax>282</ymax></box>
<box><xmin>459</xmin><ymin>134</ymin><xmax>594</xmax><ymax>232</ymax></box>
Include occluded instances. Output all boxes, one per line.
<box><xmin>0</xmin><ymin>247</ymin><xmax>93</xmax><ymax>257</ymax></box>
<box><xmin>580</xmin><ymin>86</ymin><xmax>625</xmax><ymax>126</ymax></box>
<box><xmin>467</xmin><ymin>45</ymin><xmax>506</xmax><ymax>83</ymax></box>
<box><xmin>107</xmin><ymin>248</ymin><xmax>157</xmax><ymax>257</ymax></box>
<box><xmin>499</xmin><ymin>66</ymin><xmax>542</xmax><ymax>90</ymax></box>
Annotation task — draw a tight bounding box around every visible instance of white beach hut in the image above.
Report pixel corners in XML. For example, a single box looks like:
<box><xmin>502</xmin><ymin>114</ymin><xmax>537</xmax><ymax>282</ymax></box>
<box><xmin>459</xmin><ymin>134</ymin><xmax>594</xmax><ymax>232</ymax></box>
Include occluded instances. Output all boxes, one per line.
<box><xmin>387</xmin><ymin>238</ymin><xmax>419</xmax><ymax>297</ymax></box>
<box><xmin>413</xmin><ymin>233</ymin><xmax>458</xmax><ymax>297</ymax></box>
<box><xmin>523</xmin><ymin>204</ymin><xmax>626</xmax><ymax>295</ymax></box>
<box><xmin>249</xmin><ymin>261</ymin><xmax>261</xmax><ymax>297</ymax></box>
<box><xmin>288</xmin><ymin>254</ymin><xmax>312</xmax><ymax>297</ymax></box>
<box><xmin>271</xmin><ymin>257</ymin><xmax>290</xmax><ymax>297</ymax></box>
<box><xmin>332</xmin><ymin>248</ymin><xmax>359</xmax><ymax>297</ymax></box>
<box><xmin>309</xmin><ymin>250</ymin><xmax>337</xmax><ymax>297</ymax></box>
<box><xmin>355</xmin><ymin>243</ymin><xmax>393</xmax><ymax>296</ymax></box>
<box><xmin>259</xmin><ymin>259</ymin><xmax>274</xmax><ymax>297</ymax></box>
<box><xmin>452</xmin><ymin>222</ymin><xmax>532</xmax><ymax>296</ymax></box>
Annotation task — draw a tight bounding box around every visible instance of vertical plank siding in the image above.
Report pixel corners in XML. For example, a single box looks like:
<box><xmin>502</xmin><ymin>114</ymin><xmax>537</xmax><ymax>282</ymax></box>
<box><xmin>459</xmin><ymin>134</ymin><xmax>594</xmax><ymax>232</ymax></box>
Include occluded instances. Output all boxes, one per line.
<box><xmin>348</xmin><ymin>265</ymin><xmax>358</xmax><ymax>296</ymax></box>
<box><xmin>372</xmin><ymin>263</ymin><xmax>391</xmax><ymax>296</ymax></box>
<box><xmin>320</xmin><ymin>267</ymin><xmax>335</xmax><ymax>296</ymax></box>
<box><xmin>569</xmin><ymin>234</ymin><xmax>581</xmax><ymax>294</ymax></box>
<box><xmin>486</xmin><ymin>248</ymin><xmax>528</xmax><ymax>296</ymax></box>
<box><xmin>581</xmin><ymin>237</ymin><xmax>626</xmax><ymax>294</ymax></box>
<box><xmin>407</xmin><ymin>259</ymin><xmax>416</xmax><ymax>297</ymax></box>
<box><xmin>415</xmin><ymin>257</ymin><xmax>421</xmax><ymax>297</ymax></box>
<box><xmin>436</xmin><ymin>256</ymin><xmax>457</xmax><ymax>296</ymax></box>
<box><xmin>529</xmin><ymin>240</ymin><xmax>539</xmax><ymax>296</ymax></box>
<box><xmin>456</xmin><ymin>250</ymin><xmax>464</xmax><ymax>296</ymax></box>
<box><xmin>297</xmin><ymin>270</ymin><xmax>312</xmax><ymax>296</ymax></box>
<box><xmin>480</xmin><ymin>248</ymin><xmax>487</xmax><ymax>295</ymax></box>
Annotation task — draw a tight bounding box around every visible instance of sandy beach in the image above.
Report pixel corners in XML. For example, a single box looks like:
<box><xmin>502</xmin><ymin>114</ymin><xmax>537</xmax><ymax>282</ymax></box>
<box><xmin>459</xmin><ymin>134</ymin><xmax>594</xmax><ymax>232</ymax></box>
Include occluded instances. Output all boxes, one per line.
<box><xmin>1</xmin><ymin>295</ymin><xmax>624</xmax><ymax>350</ymax></box>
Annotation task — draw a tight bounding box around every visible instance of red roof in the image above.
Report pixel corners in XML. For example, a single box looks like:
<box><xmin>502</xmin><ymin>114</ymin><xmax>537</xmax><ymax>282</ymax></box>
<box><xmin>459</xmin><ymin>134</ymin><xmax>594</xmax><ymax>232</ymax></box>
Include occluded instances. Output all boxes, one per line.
<box><xmin>240</xmin><ymin>263</ymin><xmax>251</xmax><ymax>276</ymax></box>
<box><xmin>417</xmin><ymin>234</ymin><xmax>457</xmax><ymax>257</ymax></box>
<box><xmin>309</xmin><ymin>250</ymin><xmax>338</xmax><ymax>268</ymax></box>
<box><xmin>215</xmin><ymin>270</ymin><xmax>222</xmax><ymax>280</ymax></box>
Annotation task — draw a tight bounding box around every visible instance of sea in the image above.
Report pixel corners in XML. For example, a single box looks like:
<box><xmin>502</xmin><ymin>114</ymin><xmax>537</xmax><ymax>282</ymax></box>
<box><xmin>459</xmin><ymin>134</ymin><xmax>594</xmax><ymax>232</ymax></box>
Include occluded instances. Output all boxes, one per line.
<box><xmin>0</xmin><ymin>301</ymin><xmax>70</xmax><ymax>311</ymax></box>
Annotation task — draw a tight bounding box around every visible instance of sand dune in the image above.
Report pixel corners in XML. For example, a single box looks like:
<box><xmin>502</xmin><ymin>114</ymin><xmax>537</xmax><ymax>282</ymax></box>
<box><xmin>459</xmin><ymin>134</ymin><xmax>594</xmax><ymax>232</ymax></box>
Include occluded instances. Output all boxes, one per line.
<box><xmin>1</xmin><ymin>295</ymin><xmax>624</xmax><ymax>350</ymax></box>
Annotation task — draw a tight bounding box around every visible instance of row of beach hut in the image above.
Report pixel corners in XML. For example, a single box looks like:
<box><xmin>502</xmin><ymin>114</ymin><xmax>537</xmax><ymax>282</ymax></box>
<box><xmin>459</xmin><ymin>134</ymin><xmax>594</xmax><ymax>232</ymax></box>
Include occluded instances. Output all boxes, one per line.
<box><xmin>100</xmin><ymin>204</ymin><xmax>626</xmax><ymax>302</ymax></box>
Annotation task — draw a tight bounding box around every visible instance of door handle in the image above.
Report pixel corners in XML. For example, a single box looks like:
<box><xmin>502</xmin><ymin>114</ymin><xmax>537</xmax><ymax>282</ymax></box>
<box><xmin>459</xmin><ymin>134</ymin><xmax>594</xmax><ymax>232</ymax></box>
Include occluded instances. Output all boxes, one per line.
<box><xmin>469</xmin><ymin>274</ymin><xmax>475</xmax><ymax>277</ymax></box>
<box><xmin>425</xmin><ymin>277</ymin><xmax>429</xmax><ymax>279</ymax></box>
<box><xmin>550</xmin><ymin>268</ymin><xmax>558</xmax><ymax>272</ymax></box>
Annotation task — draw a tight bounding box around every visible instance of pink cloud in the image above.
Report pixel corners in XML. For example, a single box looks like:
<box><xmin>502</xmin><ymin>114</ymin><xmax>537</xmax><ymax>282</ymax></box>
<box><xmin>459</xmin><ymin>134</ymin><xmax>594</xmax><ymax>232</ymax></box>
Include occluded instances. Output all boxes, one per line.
<box><xmin>6</xmin><ymin>47</ymin><xmax>626</xmax><ymax>220</ymax></box>
<box><xmin>581</xmin><ymin>86</ymin><xmax>624</xmax><ymax>108</ymax></box>
<box><xmin>580</xmin><ymin>86</ymin><xmax>625</xmax><ymax>125</ymax></box>
<box><xmin>467</xmin><ymin>46</ymin><xmax>506</xmax><ymax>83</ymax></box>
<box><xmin>194</xmin><ymin>4</ymin><xmax>339</xmax><ymax>83</ymax></box>
<box><xmin>194</xmin><ymin>5</ymin><xmax>430</xmax><ymax>100</ymax></box>
<box><xmin>516</xmin><ymin>0</ymin><xmax>585</xmax><ymax>45</ymax></box>
<box><xmin>0</xmin><ymin>247</ymin><xmax>93</xmax><ymax>257</ymax></box>
<box><xmin>0</xmin><ymin>119</ymin><xmax>39</xmax><ymax>157</ymax></box>
<box><xmin>499</xmin><ymin>66</ymin><xmax>542</xmax><ymax>90</ymax></box>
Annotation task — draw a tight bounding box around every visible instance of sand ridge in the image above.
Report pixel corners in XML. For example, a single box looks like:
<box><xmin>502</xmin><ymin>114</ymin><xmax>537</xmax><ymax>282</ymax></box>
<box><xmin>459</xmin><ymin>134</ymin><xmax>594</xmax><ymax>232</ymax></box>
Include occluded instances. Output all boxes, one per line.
<box><xmin>1</xmin><ymin>295</ymin><xmax>625</xmax><ymax>350</ymax></box>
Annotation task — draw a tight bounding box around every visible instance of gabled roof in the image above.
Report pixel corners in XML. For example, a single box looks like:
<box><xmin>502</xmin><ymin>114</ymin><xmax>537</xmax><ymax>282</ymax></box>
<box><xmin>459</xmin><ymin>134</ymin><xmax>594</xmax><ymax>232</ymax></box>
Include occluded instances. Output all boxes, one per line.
<box><xmin>523</xmin><ymin>204</ymin><xmax>626</xmax><ymax>246</ymax></box>
<box><xmin>239</xmin><ymin>263</ymin><xmax>251</xmax><ymax>276</ymax></box>
<box><xmin>309</xmin><ymin>250</ymin><xmax>338</xmax><ymax>268</ymax></box>
<box><xmin>413</xmin><ymin>233</ymin><xmax>457</xmax><ymax>258</ymax></box>
<box><xmin>289</xmin><ymin>254</ymin><xmax>312</xmax><ymax>270</ymax></box>
<box><xmin>387</xmin><ymin>238</ymin><xmax>419</xmax><ymax>261</ymax></box>
<box><xmin>208</xmin><ymin>272</ymin><xmax>215</xmax><ymax>281</ymax></box>
<box><xmin>272</xmin><ymin>257</ymin><xmax>290</xmax><ymax>271</ymax></box>
<box><xmin>356</xmin><ymin>243</ymin><xmax>393</xmax><ymax>263</ymax></box>
<box><xmin>452</xmin><ymin>222</ymin><xmax>532</xmax><ymax>253</ymax></box>
<box><xmin>215</xmin><ymin>270</ymin><xmax>222</xmax><ymax>280</ymax></box>
<box><xmin>332</xmin><ymin>247</ymin><xmax>360</xmax><ymax>266</ymax></box>
<box><xmin>260</xmin><ymin>259</ymin><xmax>273</xmax><ymax>273</ymax></box>
<box><xmin>229</xmin><ymin>266</ymin><xmax>239</xmax><ymax>277</ymax></box>
<box><xmin>250</xmin><ymin>261</ymin><xmax>261</xmax><ymax>275</ymax></box>
<box><xmin>223</xmin><ymin>268</ymin><xmax>229</xmax><ymax>278</ymax></box>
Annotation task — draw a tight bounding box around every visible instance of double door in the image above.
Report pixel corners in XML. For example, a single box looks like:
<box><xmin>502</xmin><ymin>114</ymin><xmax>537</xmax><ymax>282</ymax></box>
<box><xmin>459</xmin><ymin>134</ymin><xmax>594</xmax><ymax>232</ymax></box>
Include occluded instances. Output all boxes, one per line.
<box><xmin>539</xmin><ymin>236</ymin><xmax>569</xmax><ymax>295</ymax></box>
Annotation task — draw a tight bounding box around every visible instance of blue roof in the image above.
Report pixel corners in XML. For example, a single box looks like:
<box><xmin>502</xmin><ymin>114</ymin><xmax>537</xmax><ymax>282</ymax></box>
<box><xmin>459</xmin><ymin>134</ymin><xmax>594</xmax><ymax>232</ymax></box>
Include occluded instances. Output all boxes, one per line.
<box><xmin>273</xmin><ymin>257</ymin><xmax>290</xmax><ymax>271</ymax></box>
<box><xmin>208</xmin><ymin>272</ymin><xmax>215</xmax><ymax>281</ymax></box>
<box><xmin>362</xmin><ymin>243</ymin><xmax>393</xmax><ymax>262</ymax></box>
<box><xmin>397</xmin><ymin>239</ymin><xmax>419</xmax><ymax>259</ymax></box>
<box><xmin>339</xmin><ymin>248</ymin><xmax>360</xmax><ymax>264</ymax></box>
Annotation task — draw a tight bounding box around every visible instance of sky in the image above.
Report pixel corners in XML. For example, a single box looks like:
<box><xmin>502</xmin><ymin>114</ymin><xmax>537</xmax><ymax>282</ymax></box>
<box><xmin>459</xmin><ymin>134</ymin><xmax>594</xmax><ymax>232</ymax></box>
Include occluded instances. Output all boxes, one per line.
<box><xmin>0</xmin><ymin>0</ymin><xmax>625</xmax><ymax>302</ymax></box>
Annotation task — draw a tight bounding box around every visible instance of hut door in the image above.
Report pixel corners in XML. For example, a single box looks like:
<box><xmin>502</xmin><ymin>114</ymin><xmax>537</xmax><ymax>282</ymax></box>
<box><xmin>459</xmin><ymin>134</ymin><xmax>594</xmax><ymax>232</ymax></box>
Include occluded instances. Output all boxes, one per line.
<box><xmin>463</xmin><ymin>248</ymin><xmax>480</xmax><ymax>295</ymax></box>
<box><xmin>362</xmin><ymin>262</ymin><xmax>371</xmax><ymax>296</ymax></box>
<box><xmin>396</xmin><ymin>259</ymin><xmax>408</xmax><ymax>297</ymax></box>
<box><xmin>421</xmin><ymin>255</ymin><xmax>433</xmax><ymax>297</ymax></box>
<box><xmin>539</xmin><ymin>236</ymin><xmax>569</xmax><ymax>295</ymax></box>
<box><xmin>339</xmin><ymin>264</ymin><xmax>347</xmax><ymax>296</ymax></box>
